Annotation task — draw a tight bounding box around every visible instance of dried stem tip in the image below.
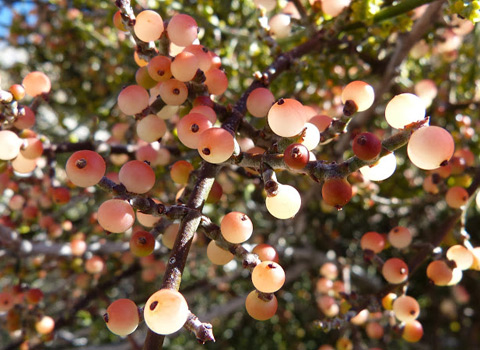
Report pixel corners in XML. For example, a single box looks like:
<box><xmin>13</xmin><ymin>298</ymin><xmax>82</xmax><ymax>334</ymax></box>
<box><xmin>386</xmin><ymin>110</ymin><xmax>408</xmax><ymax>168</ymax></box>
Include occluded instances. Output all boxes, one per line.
<box><xmin>191</xmin><ymin>124</ymin><xmax>200</xmax><ymax>133</ymax></box>
<box><xmin>75</xmin><ymin>158</ymin><xmax>87</xmax><ymax>169</ymax></box>
<box><xmin>343</xmin><ymin>100</ymin><xmax>358</xmax><ymax>117</ymax></box>
<box><xmin>264</xmin><ymin>180</ymin><xmax>278</xmax><ymax>196</ymax></box>
<box><xmin>149</xmin><ymin>301</ymin><xmax>158</xmax><ymax>310</ymax></box>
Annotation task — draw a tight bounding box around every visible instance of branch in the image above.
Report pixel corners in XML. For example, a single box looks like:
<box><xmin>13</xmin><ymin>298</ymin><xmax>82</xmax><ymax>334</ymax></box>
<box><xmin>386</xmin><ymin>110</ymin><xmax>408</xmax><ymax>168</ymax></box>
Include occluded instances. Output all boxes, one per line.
<box><xmin>224</xmin><ymin>117</ymin><xmax>428</xmax><ymax>184</ymax></box>
<box><xmin>222</xmin><ymin>29</ymin><xmax>329</xmax><ymax>132</ymax></box>
<box><xmin>44</xmin><ymin>141</ymin><xmax>135</xmax><ymax>156</ymax></box>
<box><xmin>96</xmin><ymin>176</ymin><xmax>192</xmax><ymax>221</ymax></box>
<box><xmin>341</xmin><ymin>0</ymin><xmax>442</xmax><ymax>32</ymax></box>
<box><xmin>114</xmin><ymin>0</ymin><xmax>158</xmax><ymax>61</ymax></box>
<box><xmin>142</xmin><ymin>21</ymin><xmax>335</xmax><ymax>350</ymax></box>
<box><xmin>183</xmin><ymin>312</ymin><xmax>215</xmax><ymax>344</ymax></box>
<box><xmin>143</xmin><ymin>162</ymin><xmax>218</xmax><ymax>349</ymax></box>
<box><xmin>0</xmin><ymin>224</ymin><xmax>128</xmax><ymax>257</ymax></box>
<box><xmin>0</xmin><ymin>89</ymin><xmax>22</xmax><ymax>127</ymax></box>
<box><xmin>140</xmin><ymin>5</ymin><xmax>440</xmax><ymax>348</ymax></box>
<box><xmin>290</xmin><ymin>0</ymin><xmax>312</xmax><ymax>31</ymax></box>
<box><xmin>199</xmin><ymin>216</ymin><xmax>261</xmax><ymax>271</ymax></box>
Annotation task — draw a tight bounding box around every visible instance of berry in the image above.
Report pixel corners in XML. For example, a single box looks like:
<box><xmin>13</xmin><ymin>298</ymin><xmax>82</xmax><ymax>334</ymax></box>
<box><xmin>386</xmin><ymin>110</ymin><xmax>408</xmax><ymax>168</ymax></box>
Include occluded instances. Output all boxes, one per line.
<box><xmin>147</xmin><ymin>55</ymin><xmax>172</xmax><ymax>82</ymax></box>
<box><xmin>207</xmin><ymin>240</ymin><xmax>233</xmax><ymax>265</ymax></box>
<box><xmin>171</xmin><ymin>51</ymin><xmax>199</xmax><ymax>82</ymax></box>
<box><xmin>65</xmin><ymin>150</ymin><xmax>106</xmax><ymax>187</ymax></box>
<box><xmin>341</xmin><ymin>81</ymin><xmax>374</xmax><ymax>112</ymax></box>
<box><xmin>360</xmin><ymin>232</ymin><xmax>385</xmax><ymax>253</ymax></box>
<box><xmin>22</xmin><ymin>71</ymin><xmax>51</xmax><ymax>97</ymax></box>
<box><xmin>246</xmin><ymin>88</ymin><xmax>275</xmax><ymax>118</ymax></box>
<box><xmin>407</xmin><ymin>126</ymin><xmax>454</xmax><ymax>170</ymax></box>
<box><xmin>392</xmin><ymin>295</ymin><xmax>420</xmax><ymax>322</ymax></box>
<box><xmin>104</xmin><ymin>299</ymin><xmax>139</xmax><ymax>336</ymax></box>
<box><xmin>445</xmin><ymin>186</ymin><xmax>469</xmax><ymax>209</ymax></box>
<box><xmin>220</xmin><ymin>212</ymin><xmax>253</xmax><ymax>244</ymax></box>
<box><xmin>426</xmin><ymin>260</ymin><xmax>452</xmax><ymax>286</ymax></box>
<box><xmin>177</xmin><ymin>113</ymin><xmax>212</xmax><ymax>149</ymax></box>
<box><xmin>119</xmin><ymin>160</ymin><xmax>155</xmax><ymax>194</ymax></box>
<box><xmin>388</xmin><ymin>226</ymin><xmax>412</xmax><ymax>249</ymax></box>
<box><xmin>204</xmin><ymin>68</ymin><xmax>228</xmax><ymax>95</ymax></box>
<box><xmin>267</xmin><ymin>98</ymin><xmax>307</xmax><ymax>137</ymax></box>
<box><xmin>245</xmin><ymin>290</ymin><xmax>278</xmax><ymax>320</ymax></box>
<box><xmin>0</xmin><ymin>130</ymin><xmax>23</xmax><ymax>161</ymax></box>
<box><xmin>446</xmin><ymin>245</ymin><xmax>473</xmax><ymax>270</ymax></box>
<box><xmin>35</xmin><ymin>315</ymin><xmax>55</xmax><ymax>335</ymax></box>
<box><xmin>97</xmin><ymin>199</ymin><xmax>135</xmax><ymax>233</ymax></box>
<box><xmin>144</xmin><ymin>289</ymin><xmax>189</xmax><ymax>335</ymax></box>
<box><xmin>382</xmin><ymin>258</ymin><xmax>409</xmax><ymax>284</ymax></box>
<box><xmin>265</xmin><ymin>184</ymin><xmax>301</xmax><ymax>219</ymax></box>
<box><xmin>167</xmin><ymin>14</ymin><xmax>198</xmax><ymax>47</ymax></box>
<box><xmin>385</xmin><ymin>93</ymin><xmax>425</xmax><ymax>129</ymax></box>
<box><xmin>159</xmin><ymin>79</ymin><xmax>188</xmax><ymax>105</ymax></box>
<box><xmin>130</xmin><ymin>231</ymin><xmax>155</xmax><ymax>257</ymax></box>
<box><xmin>284</xmin><ymin>143</ymin><xmax>309</xmax><ymax>170</ymax></box>
<box><xmin>402</xmin><ymin>320</ymin><xmax>423</xmax><ymax>342</ymax></box>
<box><xmin>197</xmin><ymin>128</ymin><xmax>235</xmax><ymax>164</ymax></box>
<box><xmin>251</xmin><ymin>261</ymin><xmax>285</xmax><ymax>293</ymax></box>
<box><xmin>352</xmin><ymin>132</ymin><xmax>382</xmax><ymax>160</ymax></box>
<box><xmin>117</xmin><ymin>85</ymin><xmax>149</xmax><ymax>115</ymax></box>
<box><xmin>134</xmin><ymin>10</ymin><xmax>164</xmax><ymax>42</ymax></box>
<box><xmin>321</xmin><ymin>178</ymin><xmax>352</xmax><ymax>209</ymax></box>
<box><xmin>252</xmin><ymin>244</ymin><xmax>279</xmax><ymax>263</ymax></box>
<box><xmin>170</xmin><ymin>160</ymin><xmax>194</xmax><ymax>184</ymax></box>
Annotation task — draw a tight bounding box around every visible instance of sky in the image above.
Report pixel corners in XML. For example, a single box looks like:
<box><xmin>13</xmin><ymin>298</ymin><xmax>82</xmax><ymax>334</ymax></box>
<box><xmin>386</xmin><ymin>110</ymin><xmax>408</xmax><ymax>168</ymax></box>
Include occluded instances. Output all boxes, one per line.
<box><xmin>0</xmin><ymin>1</ymin><xmax>37</xmax><ymax>68</ymax></box>
<box><xmin>0</xmin><ymin>1</ymin><xmax>36</xmax><ymax>39</ymax></box>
